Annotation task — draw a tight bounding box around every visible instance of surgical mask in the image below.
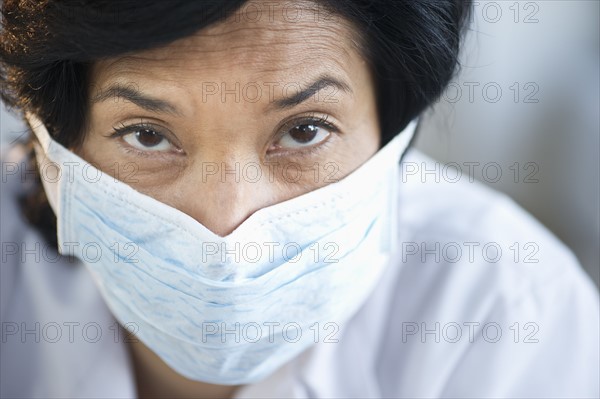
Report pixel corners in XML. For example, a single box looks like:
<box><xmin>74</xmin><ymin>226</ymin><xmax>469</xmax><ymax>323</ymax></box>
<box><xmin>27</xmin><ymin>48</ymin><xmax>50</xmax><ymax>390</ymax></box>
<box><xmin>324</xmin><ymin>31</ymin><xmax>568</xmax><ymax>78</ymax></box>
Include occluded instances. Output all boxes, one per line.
<box><xmin>27</xmin><ymin>112</ymin><xmax>417</xmax><ymax>385</ymax></box>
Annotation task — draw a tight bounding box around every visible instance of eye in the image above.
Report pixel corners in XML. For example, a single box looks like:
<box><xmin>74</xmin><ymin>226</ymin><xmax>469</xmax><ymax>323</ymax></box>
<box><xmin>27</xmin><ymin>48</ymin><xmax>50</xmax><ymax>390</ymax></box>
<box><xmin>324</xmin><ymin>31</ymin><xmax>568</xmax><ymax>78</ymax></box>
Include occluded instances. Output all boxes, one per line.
<box><xmin>123</xmin><ymin>128</ymin><xmax>172</xmax><ymax>152</ymax></box>
<box><xmin>276</xmin><ymin>123</ymin><xmax>332</xmax><ymax>150</ymax></box>
<box><xmin>112</xmin><ymin>124</ymin><xmax>177</xmax><ymax>153</ymax></box>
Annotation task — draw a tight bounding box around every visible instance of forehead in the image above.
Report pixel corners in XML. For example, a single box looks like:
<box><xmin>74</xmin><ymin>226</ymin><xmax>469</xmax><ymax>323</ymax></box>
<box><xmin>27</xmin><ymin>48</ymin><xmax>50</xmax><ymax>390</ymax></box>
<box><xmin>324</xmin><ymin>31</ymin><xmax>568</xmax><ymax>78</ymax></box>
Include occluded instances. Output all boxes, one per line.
<box><xmin>91</xmin><ymin>1</ymin><xmax>363</xmax><ymax>90</ymax></box>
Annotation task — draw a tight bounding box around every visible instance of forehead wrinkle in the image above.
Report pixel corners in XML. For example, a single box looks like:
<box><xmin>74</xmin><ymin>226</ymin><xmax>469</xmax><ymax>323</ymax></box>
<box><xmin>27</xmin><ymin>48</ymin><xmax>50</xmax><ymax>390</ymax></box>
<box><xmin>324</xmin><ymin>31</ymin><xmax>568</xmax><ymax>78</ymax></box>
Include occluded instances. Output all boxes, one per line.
<box><xmin>92</xmin><ymin>0</ymin><xmax>360</xmax><ymax>71</ymax></box>
<box><xmin>116</xmin><ymin>10</ymin><xmax>358</xmax><ymax>64</ymax></box>
<box><xmin>95</xmin><ymin>64</ymin><xmax>193</xmax><ymax>93</ymax></box>
<box><xmin>90</xmin><ymin>5</ymin><xmax>365</xmax><ymax>103</ymax></box>
<box><xmin>97</xmin><ymin>37</ymin><xmax>355</xmax><ymax>90</ymax></box>
<box><xmin>148</xmin><ymin>31</ymin><xmax>354</xmax><ymax>70</ymax></box>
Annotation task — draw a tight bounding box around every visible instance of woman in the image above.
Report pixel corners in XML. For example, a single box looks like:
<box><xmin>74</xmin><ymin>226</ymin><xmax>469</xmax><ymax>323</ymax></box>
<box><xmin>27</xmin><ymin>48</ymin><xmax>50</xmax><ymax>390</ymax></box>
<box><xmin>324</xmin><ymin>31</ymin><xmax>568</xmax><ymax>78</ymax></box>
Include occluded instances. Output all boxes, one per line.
<box><xmin>1</xmin><ymin>1</ymin><xmax>598</xmax><ymax>398</ymax></box>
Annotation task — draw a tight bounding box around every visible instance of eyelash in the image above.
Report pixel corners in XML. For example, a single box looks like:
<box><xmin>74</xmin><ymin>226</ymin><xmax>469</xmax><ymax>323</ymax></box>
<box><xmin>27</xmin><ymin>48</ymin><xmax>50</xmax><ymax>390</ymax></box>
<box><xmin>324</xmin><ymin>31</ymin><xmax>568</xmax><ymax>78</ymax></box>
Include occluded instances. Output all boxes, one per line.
<box><xmin>109</xmin><ymin>113</ymin><xmax>339</xmax><ymax>159</ymax></box>
<box><xmin>271</xmin><ymin>113</ymin><xmax>339</xmax><ymax>158</ymax></box>
<box><xmin>110</xmin><ymin>121</ymin><xmax>175</xmax><ymax>158</ymax></box>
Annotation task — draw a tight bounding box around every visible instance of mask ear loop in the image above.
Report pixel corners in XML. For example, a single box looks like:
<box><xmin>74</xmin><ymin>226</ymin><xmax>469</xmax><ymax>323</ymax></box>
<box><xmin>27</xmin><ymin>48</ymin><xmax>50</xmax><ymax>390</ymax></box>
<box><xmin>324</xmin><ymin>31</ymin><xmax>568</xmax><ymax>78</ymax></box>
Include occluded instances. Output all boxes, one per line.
<box><xmin>387</xmin><ymin>118</ymin><xmax>420</xmax><ymax>253</ymax></box>
<box><xmin>24</xmin><ymin>112</ymin><xmax>62</xmax><ymax>216</ymax></box>
<box><xmin>25</xmin><ymin>112</ymin><xmax>53</xmax><ymax>152</ymax></box>
<box><xmin>399</xmin><ymin>117</ymin><xmax>420</xmax><ymax>165</ymax></box>
<box><xmin>376</xmin><ymin>118</ymin><xmax>419</xmax><ymax>254</ymax></box>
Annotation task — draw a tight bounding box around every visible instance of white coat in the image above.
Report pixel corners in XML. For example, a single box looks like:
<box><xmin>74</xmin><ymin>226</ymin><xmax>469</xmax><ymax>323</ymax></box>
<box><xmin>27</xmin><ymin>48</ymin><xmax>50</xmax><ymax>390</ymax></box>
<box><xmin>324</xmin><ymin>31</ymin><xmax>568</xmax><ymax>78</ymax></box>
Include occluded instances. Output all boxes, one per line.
<box><xmin>1</xmin><ymin>146</ymin><xmax>598</xmax><ymax>398</ymax></box>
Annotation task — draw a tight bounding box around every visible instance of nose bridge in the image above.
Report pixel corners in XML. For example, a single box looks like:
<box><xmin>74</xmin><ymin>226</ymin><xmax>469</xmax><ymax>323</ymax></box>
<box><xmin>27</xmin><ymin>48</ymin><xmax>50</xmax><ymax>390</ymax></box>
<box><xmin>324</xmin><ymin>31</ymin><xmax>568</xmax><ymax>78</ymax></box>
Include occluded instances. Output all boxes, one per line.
<box><xmin>183</xmin><ymin>155</ymin><xmax>270</xmax><ymax>237</ymax></box>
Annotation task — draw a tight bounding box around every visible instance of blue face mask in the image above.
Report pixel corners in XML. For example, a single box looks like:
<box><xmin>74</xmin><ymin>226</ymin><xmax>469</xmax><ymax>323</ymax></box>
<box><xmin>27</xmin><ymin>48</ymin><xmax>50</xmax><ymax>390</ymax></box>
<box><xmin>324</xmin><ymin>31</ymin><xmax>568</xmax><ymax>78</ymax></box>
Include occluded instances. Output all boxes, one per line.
<box><xmin>28</xmin><ymin>112</ymin><xmax>417</xmax><ymax>385</ymax></box>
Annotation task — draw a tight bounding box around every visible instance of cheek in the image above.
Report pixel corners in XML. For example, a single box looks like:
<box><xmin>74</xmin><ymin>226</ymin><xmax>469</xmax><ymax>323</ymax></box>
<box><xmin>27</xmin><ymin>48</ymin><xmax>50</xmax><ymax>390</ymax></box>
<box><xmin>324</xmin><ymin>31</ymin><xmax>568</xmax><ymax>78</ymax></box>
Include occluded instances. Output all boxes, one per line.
<box><xmin>337</xmin><ymin>115</ymin><xmax>381</xmax><ymax>173</ymax></box>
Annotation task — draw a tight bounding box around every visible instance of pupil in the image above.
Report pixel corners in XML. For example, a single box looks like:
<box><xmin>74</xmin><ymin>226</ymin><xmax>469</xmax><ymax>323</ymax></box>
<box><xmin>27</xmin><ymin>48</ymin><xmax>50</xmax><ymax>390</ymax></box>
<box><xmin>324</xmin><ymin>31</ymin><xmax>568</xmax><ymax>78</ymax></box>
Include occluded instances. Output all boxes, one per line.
<box><xmin>290</xmin><ymin>125</ymin><xmax>318</xmax><ymax>143</ymax></box>
<box><xmin>136</xmin><ymin>129</ymin><xmax>162</xmax><ymax>147</ymax></box>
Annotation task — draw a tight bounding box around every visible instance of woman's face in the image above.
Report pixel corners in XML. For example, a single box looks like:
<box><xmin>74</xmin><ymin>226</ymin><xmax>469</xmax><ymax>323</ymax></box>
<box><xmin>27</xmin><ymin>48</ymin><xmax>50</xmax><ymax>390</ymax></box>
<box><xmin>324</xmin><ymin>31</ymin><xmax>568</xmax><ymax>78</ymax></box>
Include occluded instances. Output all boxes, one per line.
<box><xmin>80</xmin><ymin>0</ymin><xmax>380</xmax><ymax>236</ymax></box>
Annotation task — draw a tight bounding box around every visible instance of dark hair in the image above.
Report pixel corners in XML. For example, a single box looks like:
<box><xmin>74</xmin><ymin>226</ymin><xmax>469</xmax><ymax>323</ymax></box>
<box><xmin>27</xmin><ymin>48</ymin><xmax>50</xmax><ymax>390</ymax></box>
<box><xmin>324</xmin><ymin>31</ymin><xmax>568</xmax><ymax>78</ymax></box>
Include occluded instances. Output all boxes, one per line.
<box><xmin>0</xmin><ymin>0</ymin><xmax>472</xmax><ymax>248</ymax></box>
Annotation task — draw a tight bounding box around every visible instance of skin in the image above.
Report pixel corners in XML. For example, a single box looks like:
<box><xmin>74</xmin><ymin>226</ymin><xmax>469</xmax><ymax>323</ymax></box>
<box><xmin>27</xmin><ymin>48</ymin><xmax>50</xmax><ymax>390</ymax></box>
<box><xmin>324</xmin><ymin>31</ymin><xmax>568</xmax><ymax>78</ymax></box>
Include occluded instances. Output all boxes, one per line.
<box><xmin>78</xmin><ymin>1</ymin><xmax>380</xmax><ymax>398</ymax></box>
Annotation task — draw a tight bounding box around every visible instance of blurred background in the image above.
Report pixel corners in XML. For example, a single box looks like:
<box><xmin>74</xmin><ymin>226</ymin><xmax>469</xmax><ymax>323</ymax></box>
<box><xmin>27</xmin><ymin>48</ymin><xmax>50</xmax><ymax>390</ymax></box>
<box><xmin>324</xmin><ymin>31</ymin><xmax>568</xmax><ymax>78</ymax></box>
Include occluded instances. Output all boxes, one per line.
<box><xmin>416</xmin><ymin>0</ymin><xmax>599</xmax><ymax>287</ymax></box>
<box><xmin>1</xmin><ymin>0</ymin><xmax>598</xmax><ymax>287</ymax></box>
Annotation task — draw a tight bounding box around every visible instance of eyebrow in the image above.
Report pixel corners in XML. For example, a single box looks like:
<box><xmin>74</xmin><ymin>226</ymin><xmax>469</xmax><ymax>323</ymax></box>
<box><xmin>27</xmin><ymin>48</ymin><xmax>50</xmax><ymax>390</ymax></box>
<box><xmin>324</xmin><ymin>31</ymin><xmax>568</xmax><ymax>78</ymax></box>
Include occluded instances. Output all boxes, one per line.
<box><xmin>91</xmin><ymin>74</ymin><xmax>352</xmax><ymax>115</ymax></box>
<box><xmin>272</xmin><ymin>75</ymin><xmax>352</xmax><ymax>110</ymax></box>
<box><xmin>91</xmin><ymin>84</ymin><xmax>183</xmax><ymax>116</ymax></box>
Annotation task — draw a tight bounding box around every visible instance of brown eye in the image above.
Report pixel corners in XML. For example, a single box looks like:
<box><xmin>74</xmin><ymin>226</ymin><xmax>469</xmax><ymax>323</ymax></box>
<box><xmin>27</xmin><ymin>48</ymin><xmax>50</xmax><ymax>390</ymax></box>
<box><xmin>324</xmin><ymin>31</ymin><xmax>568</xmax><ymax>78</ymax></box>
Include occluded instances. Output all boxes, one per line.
<box><xmin>136</xmin><ymin>129</ymin><xmax>164</xmax><ymax>147</ymax></box>
<box><xmin>277</xmin><ymin>124</ymin><xmax>331</xmax><ymax>149</ymax></box>
<box><xmin>289</xmin><ymin>125</ymin><xmax>319</xmax><ymax>143</ymax></box>
<box><xmin>122</xmin><ymin>128</ymin><xmax>174</xmax><ymax>152</ymax></box>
